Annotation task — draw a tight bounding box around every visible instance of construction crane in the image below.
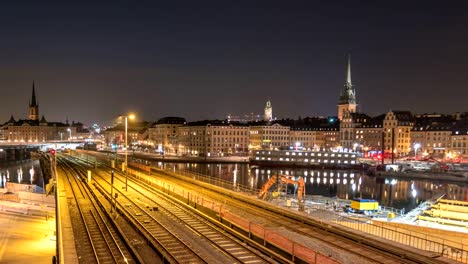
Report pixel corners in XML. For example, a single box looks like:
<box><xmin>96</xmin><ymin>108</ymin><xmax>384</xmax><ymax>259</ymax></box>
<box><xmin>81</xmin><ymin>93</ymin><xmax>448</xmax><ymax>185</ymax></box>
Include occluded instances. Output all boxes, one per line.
<box><xmin>258</xmin><ymin>174</ymin><xmax>305</xmax><ymax>206</ymax></box>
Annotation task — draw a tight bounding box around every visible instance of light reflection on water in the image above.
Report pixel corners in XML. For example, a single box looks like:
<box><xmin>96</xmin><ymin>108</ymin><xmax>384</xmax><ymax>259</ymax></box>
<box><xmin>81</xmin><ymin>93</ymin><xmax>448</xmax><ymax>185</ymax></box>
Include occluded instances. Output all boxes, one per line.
<box><xmin>0</xmin><ymin>160</ymin><xmax>44</xmax><ymax>190</ymax></box>
<box><xmin>155</xmin><ymin>162</ymin><xmax>468</xmax><ymax>212</ymax></box>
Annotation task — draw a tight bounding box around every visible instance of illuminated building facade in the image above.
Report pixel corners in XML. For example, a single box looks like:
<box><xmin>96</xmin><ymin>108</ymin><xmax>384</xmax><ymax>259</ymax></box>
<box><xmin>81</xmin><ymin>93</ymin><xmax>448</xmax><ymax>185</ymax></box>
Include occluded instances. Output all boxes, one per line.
<box><xmin>148</xmin><ymin>117</ymin><xmax>186</xmax><ymax>154</ymax></box>
<box><xmin>0</xmin><ymin>83</ymin><xmax>74</xmax><ymax>142</ymax></box>
<box><xmin>249</xmin><ymin>123</ymin><xmax>290</xmax><ymax>150</ymax></box>
<box><xmin>383</xmin><ymin>111</ymin><xmax>414</xmax><ymax>157</ymax></box>
<box><xmin>177</xmin><ymin>121</ymin><xmax>249</xmax><ymax>156</ymax></box>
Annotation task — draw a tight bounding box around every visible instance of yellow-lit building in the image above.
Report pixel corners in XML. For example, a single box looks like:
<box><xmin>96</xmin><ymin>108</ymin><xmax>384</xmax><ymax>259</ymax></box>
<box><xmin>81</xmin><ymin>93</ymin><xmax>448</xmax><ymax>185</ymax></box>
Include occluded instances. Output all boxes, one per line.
<box><xmin>177</xmin><ymin>121</ymin><xmax>249</xmax><ymax>156</ymax></box>
<box><xmin>147</xmin><ymin>117</ymin><xmax>186</xmax><ymax>154</ymax></box>
<box><xmin>103</xmin><ymin>121</ymin><xmax>149</xmax><ymax>148</ymax></box>
<box><xmin>249</xmin><ymin>123</ymin><xmax>290</xmax><ymax>150</ymax></box>
<box><xmin>450</xmin><ymin>120</ymin><xmax>468</xmax><ymax>160</ymax></box>
<box><xmin>410</xmin><ymin>114</ymin><xmax>455</xmax><ymax>158</ymax></box>
<box><xmin>383</xmin><ymin>111</ymin><xmax>414</xmax><ymax>158</ymax></box>
<box><xmin>0</xmin><ymin>83</ymin><xmax>74</xmax><ymax>142</ymax></box>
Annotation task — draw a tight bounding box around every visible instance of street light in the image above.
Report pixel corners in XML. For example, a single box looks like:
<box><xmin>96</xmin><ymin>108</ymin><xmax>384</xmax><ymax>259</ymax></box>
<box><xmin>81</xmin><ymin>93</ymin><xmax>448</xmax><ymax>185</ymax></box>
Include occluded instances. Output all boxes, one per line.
<box><xmin>414</xmin><ymin>143</ymin><xmax>421</xmax><ymax>160</ymax></box>
<box><xmin>67</xmin><ymin>128</ymin><xmax>71</xmax><ymax>141</ymax></box>
<box><xmin>121</xmin><ymin>114</ymin><xmax>135</xmax><ymax>191</ymax></box>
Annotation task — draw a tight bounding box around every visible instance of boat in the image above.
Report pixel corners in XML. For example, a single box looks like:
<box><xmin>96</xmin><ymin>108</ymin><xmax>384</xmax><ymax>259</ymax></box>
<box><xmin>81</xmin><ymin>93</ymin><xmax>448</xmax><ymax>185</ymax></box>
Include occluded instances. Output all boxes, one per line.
<box><xmin>249</xmin><ymin>149</ymin><xmax>364</xmax><ymax>169</ymax></box>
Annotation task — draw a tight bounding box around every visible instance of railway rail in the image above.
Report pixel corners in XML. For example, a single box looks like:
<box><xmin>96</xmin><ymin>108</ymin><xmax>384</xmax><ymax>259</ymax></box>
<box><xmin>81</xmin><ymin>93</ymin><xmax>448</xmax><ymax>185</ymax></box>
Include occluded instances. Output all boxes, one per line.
<box><xmin>128</xmin><ymin>159</ymin><xmax>456</xmax><ymax>264</ymax></box>
<box><xmin>67</xmin><ymin>152</ymin><xmax>457</xmax><ymax>263</ymax></box>
<box><xmin>57</xmin><ymin>157</ymin><xmax>136</xmax><ymax>264</ymax></box>
<box><xmin>63</xmin><ymin>155</ymin><xmax>279</xmax><ymax>263</ymax></box>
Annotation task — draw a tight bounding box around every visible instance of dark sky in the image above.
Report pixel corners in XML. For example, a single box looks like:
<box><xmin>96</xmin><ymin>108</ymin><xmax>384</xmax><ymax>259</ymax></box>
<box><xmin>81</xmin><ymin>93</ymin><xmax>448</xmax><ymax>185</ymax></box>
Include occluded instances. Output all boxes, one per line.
<box><xmin>1</xmin><ymin>1</ymin><xmax>467</xmax><ymax>126</ymax></box>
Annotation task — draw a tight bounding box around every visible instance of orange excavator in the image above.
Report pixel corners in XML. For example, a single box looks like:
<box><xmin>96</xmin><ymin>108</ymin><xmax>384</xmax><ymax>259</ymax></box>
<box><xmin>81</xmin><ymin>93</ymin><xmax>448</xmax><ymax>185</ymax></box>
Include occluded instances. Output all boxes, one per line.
<box><xmin>258</xmin><ymin>174</ymin><xmax>305</xmax><ymax>205</ymax></box>
<box><xmin>422</xmin><ymin>157</ymin><xmax>449</xmax><ymax>172</ymax></box>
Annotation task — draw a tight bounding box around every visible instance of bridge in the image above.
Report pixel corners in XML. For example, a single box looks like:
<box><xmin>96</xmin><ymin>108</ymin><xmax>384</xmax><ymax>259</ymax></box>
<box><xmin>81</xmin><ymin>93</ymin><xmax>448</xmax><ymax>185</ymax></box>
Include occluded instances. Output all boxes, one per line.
<box><xmin>0</xmin><ymin>140</ymin><xmax>100</xmax><ymax>161</ymax></box>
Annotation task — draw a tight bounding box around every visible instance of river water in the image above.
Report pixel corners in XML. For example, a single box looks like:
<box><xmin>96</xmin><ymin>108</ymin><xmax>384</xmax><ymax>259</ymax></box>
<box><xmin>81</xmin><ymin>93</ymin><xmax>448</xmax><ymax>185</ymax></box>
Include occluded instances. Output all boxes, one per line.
<box><xmin>4</xmin><ymin>157</ymin><xmax>465</xmax><ymax>212</ymax></box>
<box><xmin>0</xmin><ymin>159</ymin><xmax>45</xmax><ymax>192</ymax></box>
<box><xmin>153</xmin><ymin>161</ymin><xmax>468</xmax><ymax>212</ymax></box>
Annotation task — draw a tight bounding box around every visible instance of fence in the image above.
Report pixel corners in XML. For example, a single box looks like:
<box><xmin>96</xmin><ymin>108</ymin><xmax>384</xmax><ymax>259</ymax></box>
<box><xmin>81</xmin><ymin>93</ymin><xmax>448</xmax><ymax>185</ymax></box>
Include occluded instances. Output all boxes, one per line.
<box><xmin>94</xmin><ymin>153</ymin><xmax>468</xmax><ymax>263</ymax></box>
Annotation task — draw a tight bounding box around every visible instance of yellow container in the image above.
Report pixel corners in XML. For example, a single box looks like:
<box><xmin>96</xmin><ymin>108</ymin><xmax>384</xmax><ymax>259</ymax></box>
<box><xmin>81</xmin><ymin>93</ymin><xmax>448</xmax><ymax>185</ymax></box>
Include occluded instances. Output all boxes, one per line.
<box><xmin>387</xmin><ymin>212</ymin><xmax>395</xmax><ymax>218</ymax></box>
<box><xmin>351</xmin><ymin>199</ymin><xmax>379</xmax><ymax>211</ymax></box>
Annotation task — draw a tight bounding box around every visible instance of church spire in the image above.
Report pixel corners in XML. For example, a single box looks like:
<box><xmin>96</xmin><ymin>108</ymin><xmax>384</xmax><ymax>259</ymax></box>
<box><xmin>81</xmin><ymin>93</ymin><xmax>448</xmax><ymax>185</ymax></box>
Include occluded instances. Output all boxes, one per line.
<box><xmin>28</xmin><ymin>81</ymin><xmax>39</xmax><ymax>120</ymax></box>
<box><xmin>31</xmin><ymin>81</ymin><xmax>37</xmax><ymax>107</ymax></box>
<box><xmin>346</xmin><ymin>53</ymin><xmax>352</xmax><ymax>87</ymax></box>
<box><xmin>337</xmin><ymin>53</ymin><xmax>358</xmax><ymax>120</ymax></box>
<box><xmin>339</xmin><ymin>53</ymin><xmax>356</xmax><ymax>105</ymax></box>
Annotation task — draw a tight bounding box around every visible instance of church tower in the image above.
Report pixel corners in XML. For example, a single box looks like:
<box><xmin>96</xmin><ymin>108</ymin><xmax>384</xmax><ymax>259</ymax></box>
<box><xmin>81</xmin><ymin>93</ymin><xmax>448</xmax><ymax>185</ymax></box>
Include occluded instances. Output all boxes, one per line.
<box><xmin>264</xmin><ymin>100</ymin><xmax>273</xmax><ymax>121</ymax></box>
<box><xmin>28</xmin><ymin>81</ymin><xmax>39</xmax><ymax>121</ymax></box>
<box><xmin>337</xmin><ymin>54</ymin><xmax>357</xmax><ymax>120</ymax></box>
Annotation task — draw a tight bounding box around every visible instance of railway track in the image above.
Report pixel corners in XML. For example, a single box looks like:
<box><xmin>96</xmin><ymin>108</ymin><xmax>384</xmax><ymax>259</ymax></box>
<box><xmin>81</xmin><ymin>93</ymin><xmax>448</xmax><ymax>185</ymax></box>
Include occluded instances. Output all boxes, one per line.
<box><xmin>133</xmin><ymin>160</ymin><xmax>454</xmax><ymax>264</ymax></box>
<box><xmin>58</xmin><ymin>157</ymin><xmax>136</xmax><ymax>264</ymax></box>
<box><xmin>67</xmin><ymin>152</ymin><xmax>455</xmax><ymax>263</ymax></box>
<box><xmin>64</xmin><ymin>155</ymin><xmax>278</xmax><ymax>263</ymax></box>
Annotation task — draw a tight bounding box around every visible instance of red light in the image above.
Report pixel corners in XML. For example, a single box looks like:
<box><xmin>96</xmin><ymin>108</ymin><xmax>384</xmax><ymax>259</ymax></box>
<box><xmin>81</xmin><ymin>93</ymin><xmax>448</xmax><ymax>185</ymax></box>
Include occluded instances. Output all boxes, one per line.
<box><xmin>50</xmin><ymin>149</ymin><xmax>56</xmax><ymax>155</ymax></box>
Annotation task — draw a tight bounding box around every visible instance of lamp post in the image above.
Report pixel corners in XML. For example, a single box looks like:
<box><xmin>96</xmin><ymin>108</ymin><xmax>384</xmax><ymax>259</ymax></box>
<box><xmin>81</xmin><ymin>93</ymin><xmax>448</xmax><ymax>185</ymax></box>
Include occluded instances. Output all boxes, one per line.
<box><xmin>414</xmin><ymin>143</ymin><xmax>421</xmax><ymax>160</ymax></box>
<box><xmin>122</xmin><ymin>114</ymin><xmax>135</xmax><ymax>191</ymax></box>
<box><xmin>67</xmin><ymin>128</ymin><xmax>71</xmax><ymax>141</ymax></box>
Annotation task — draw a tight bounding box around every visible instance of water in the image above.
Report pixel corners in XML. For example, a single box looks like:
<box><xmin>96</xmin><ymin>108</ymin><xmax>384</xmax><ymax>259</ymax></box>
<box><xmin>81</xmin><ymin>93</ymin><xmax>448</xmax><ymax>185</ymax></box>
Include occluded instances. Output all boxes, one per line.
<box><xmin>0</xmin><ymin>159</ymin><xmax>45</xmax><ymax>191</ymax></box>
<box><xmin>154</xmin><ymin>162</ymin><xmax>468</xmax><ymax>212</ymax></box>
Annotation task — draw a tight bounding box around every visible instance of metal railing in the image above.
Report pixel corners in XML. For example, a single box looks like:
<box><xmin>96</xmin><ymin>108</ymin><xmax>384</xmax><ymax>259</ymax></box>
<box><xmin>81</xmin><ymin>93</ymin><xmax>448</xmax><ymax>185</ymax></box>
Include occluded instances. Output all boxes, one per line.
<box><xmin>160</xmin><ymin>165</ymin><xmax>468</xmax><ymax>263</ymax></box>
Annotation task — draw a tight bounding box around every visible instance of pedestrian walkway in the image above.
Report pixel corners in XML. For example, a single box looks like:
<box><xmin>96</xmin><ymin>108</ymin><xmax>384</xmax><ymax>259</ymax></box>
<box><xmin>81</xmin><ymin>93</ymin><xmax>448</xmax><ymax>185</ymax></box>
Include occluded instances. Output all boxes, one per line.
<box><xmin>56</xmin><ymin>170</ymin><xmax>79</xmax><ymax>264</ymax></box>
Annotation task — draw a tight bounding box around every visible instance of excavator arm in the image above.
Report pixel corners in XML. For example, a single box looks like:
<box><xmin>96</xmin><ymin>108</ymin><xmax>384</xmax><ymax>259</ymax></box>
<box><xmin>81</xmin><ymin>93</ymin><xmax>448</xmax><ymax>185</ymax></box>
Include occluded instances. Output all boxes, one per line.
<box><xmin>258</xmin><ymin>174</ymin><xmax>305</xmax><ymax>203</ymax></box>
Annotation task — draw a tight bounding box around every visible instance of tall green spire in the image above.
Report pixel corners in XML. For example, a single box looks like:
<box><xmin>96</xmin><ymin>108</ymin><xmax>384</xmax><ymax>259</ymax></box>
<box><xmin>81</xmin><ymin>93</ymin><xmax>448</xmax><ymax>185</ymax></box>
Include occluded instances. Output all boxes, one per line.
<box><xmin>339</xmin><ymin>53</ymin><xmax>356</xmax><ymax>105</ymax></box>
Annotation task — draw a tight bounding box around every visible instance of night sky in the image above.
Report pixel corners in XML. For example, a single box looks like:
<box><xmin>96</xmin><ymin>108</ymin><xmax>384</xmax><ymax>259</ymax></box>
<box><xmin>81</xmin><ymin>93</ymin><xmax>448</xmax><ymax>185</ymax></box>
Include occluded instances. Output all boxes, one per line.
<box><xmin>1</xmin><ymin>1</ymin><xmax>467</xmax><ymax>126</ymax></box>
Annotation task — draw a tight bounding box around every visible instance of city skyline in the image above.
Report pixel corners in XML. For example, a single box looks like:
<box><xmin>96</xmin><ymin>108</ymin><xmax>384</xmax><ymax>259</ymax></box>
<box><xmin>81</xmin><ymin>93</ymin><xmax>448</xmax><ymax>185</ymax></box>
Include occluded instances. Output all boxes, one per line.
<box><xmin>0</xmin><ymin>1</ymin><xmax>467</xmax><ymax>126</ymax></box>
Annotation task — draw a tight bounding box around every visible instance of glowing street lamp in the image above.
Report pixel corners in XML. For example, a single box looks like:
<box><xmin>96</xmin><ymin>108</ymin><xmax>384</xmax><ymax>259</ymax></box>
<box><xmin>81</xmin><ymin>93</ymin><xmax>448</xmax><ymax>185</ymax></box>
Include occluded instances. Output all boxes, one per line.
<box><xmin>414</xmin><ymin>143</ymin><xmax>421</xmax><ymax>159</ymax></box>
<box><xmin>67</xmin><ymin>128</ymin><xmax>72</xmax><ymax>141</ymax></box>
<box><xmin>121</xmin><ymin>113</ymin><xmax>136</xmax><ymax>192</ymax></box>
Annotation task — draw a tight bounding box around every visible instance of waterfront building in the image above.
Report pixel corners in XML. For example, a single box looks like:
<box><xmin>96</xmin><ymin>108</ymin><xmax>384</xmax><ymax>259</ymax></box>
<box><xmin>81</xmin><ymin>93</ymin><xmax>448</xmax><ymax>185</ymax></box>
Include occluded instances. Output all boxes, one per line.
<box><xmin>177</xmin><ymin>120</ymin><xmax>249</xmax><ymax>156</ymax></box>
<box><xmin>249</xmin><ymin>122</ymin><xmax>290</xmax><ymax>150</ymax></box>
<box><xmin>450</xmin><ymin>117</ymin><xmax>468</xmax><ymax>160</ymax></box>
<box><xmin>337</xmin><ymin>54</ymin><xmax>357</xmax><ymax>120</ymax></box>
<box><xmin>0</xmin><ymin>83</ymin><xmax>72</xmax><ymax>142</ymax></box>
<box><xmin>103</xmin><ymin>121</ymin><xmax>150</xmax><ymax>148</ymax></box>
<box><xmin>287</xmin><ymin>117</ymin><xmax>340</xmax><ymax>150</ymax></box>
<box><xmin>411</xmin><ymin>114</ymin><xmax>455</xmax><ymax>159</ymax></box>
<box><xmin>359</xmin><ymin>114</ymin><xmax>385</xmax><ymax>153</ymax></box>
<box><xmin>147</xmin><ymin>117</ymin><xmax>186</xmax><ymax>154</ymax></box>
<box><xmin>339</xmin><ymin>111</ymin><xmax>370</xmax><ymax>151</ymax></box>
<box><xmin>383</xmin><ymin>111</ymin><xmax>414</xmax><ymax>158</ymax></box>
